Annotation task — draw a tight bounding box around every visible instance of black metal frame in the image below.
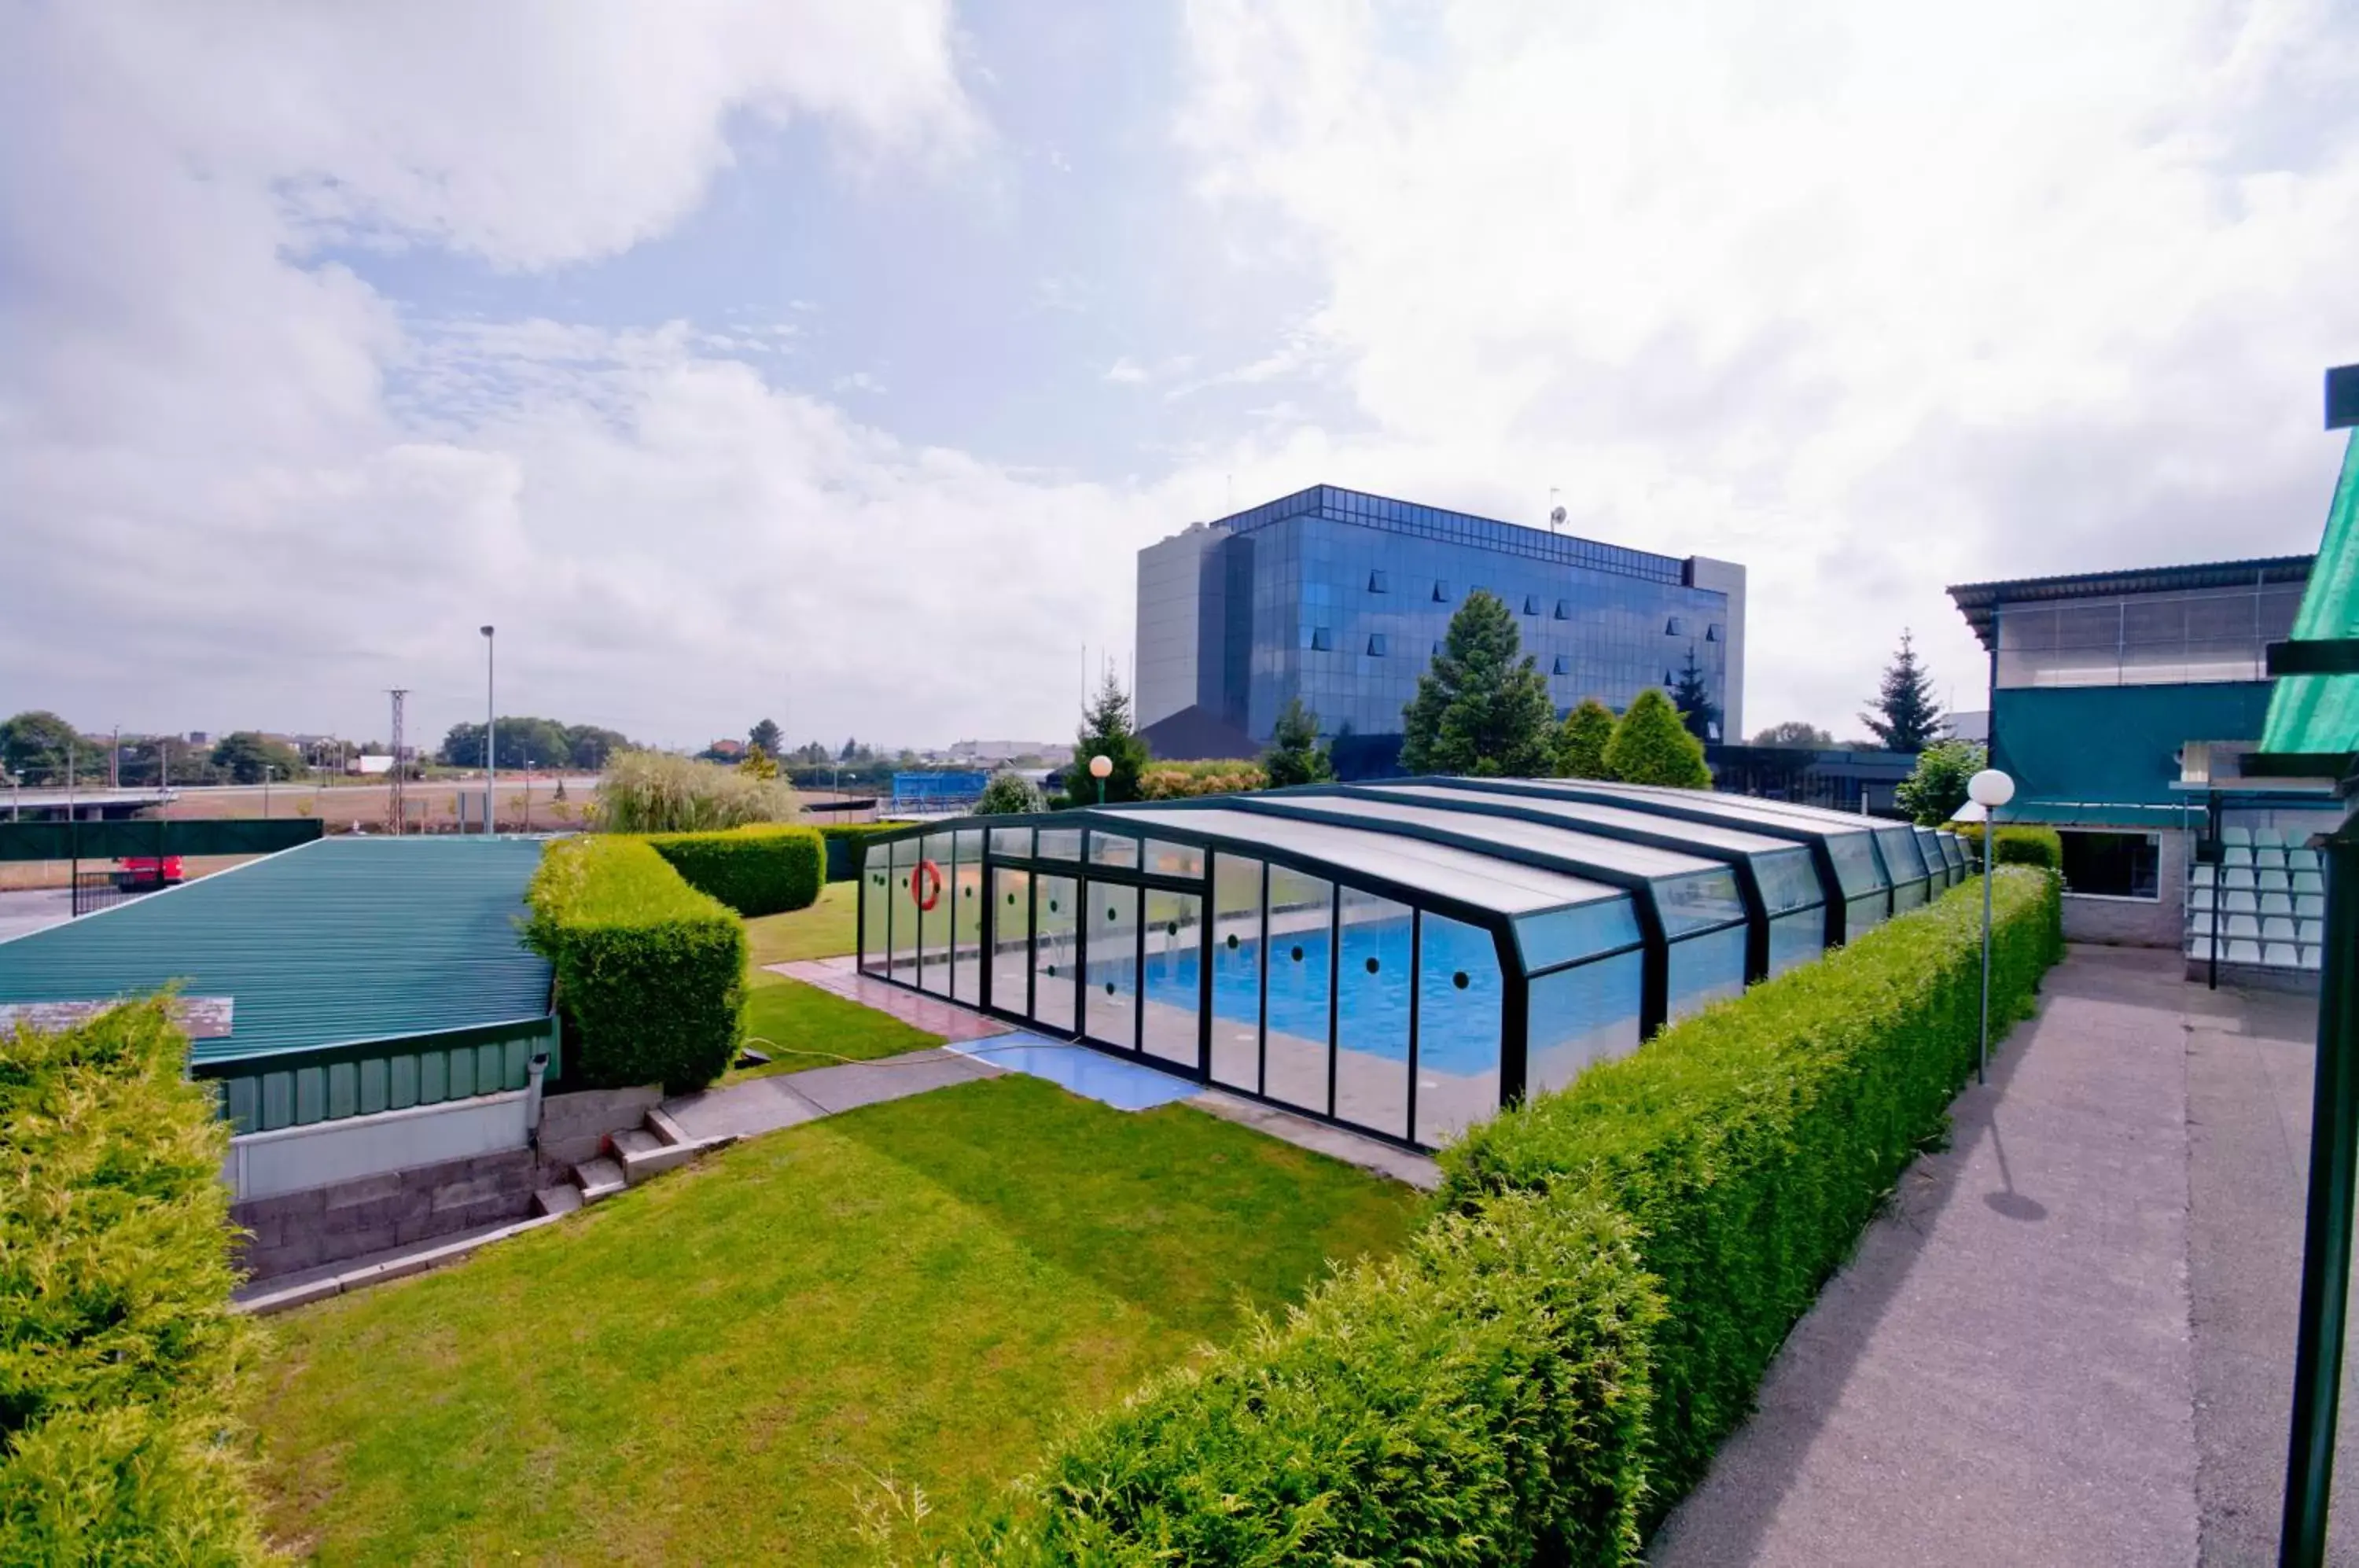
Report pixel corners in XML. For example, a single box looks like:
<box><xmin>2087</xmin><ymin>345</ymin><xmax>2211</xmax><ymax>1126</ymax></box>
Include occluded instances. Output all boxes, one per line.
<box><xmin>854</xmin><ymin>808</ymin><xmax>1601</xmax><ymax>1152</ymax></box>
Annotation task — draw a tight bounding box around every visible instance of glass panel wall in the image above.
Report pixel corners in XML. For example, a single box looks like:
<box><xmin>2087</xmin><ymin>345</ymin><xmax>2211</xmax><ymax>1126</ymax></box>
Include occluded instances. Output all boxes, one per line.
<box><xmin>1261</xmin><ymin>866</ymin><xmax>1334</xmax><ymax>1111</ymax></box>
<box><xmin>1846</xmin><ymin>891</ymin><xmax>1889</xmax><ymax>936</ymax></box>
<box><xmin>917</xmin><ymin>831</ymin><xmax>952</xmax><ymax>995</ymax></box>
<box><xmin>1514</xmin><ymin>897</ymin><xmax>1642</xmax><ymax>972</ymax></box>
<box><xmin>861</xmin><ymin>845</ymin><xmax>890</xmax><ymax>974</ymax></box>
<box><xmin>1334</xmin><ymin>887</ymin><xmax>1411</xmax><ymax>1138</ymax></box>
<box><xmin>1084</xmin><ymin>882</ymin><xmax>1140</xmax><ymax>1050</ymax></box>
<box><xmin>1526</xmin><ymin>952</ymin><xmax>1643</xmax><ymax>1096</ymax></box>
<box><xmin>1032</xmin><ymin>874</ymin><xmax>1076</xmax><ymax>1032</ymax></box>
<box><xmin>1209</xmin><ymin>855</ymin><xmax>1264</xmax><ymax>1091</ymax></box>
<box><xmin>1768</xmin><ymin>907</ymin><xmax>1825</xmax><ymax>976</ymax></box>
<box><xmin>1142</xmin><ymin>889</ymin><xmax>1203</xmax><ymax>1068</ymax></box>
<box><xmin>989</xmin><ymin>826</ymin><xmax>1032</xmax><ymax>859</ymax></box>
<box><xmin>1038</xmin><ymin>826</ymin><xmax>1081</xmax><ymax>860</ymax></box>
<box><xmin>1665</xmin><ymin>925</ymin><xmax>1748</xmax><ymax>1018</ymax></box>
<box><xmin>889</xmin><ymin>835</ymin><xmax>918</xmax><ymax>985</ymax></box>
<box><xmin>1414</xmin><ymin>913</ymin><xmax>1501</xmax><ymax>1147</ymax></box>
<box><xmin>951</xmin><ymin>829</ymin><xmax>984</xmax><ymax>1003</ymax></box>
<box><xmin>1146</xmin><ymin>839</ymin><xmax>1207</xmax><ymax>878</ymax></box>
<box><xmin>991</xmin><ymin>867</ymin><xmax>1031</xmax><ymax>1014</ymax></box>
<box><xmin>1088</xmin><ymin>830</ymin><xmax>1139</xmax><ymax>870</ymax></box>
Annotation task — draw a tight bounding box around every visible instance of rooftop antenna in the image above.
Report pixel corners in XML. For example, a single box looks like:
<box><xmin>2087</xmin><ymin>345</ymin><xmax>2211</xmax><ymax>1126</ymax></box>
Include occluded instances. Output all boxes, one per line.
<box><xmin>1548</xmin><ymin>487</ymin><xmax>1565</xmax><ymax>533</ymax></box>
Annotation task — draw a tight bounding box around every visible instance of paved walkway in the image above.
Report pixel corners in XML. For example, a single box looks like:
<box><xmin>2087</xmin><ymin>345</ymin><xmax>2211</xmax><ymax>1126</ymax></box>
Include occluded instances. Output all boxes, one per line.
<box><xmin>773</xmin><ymin>955</ymin><xmax>1014</xmax><ymax>1042</ymax></box>
<box><xmin>661</xmin><ymin>1046</ymin><xmax>1003</xmax><ymax>1143</ymax></box>
<box><xmin>1651</xmin><ymin>945</ymin><xmax>2353</xmax><ymax>1568</ymax></box>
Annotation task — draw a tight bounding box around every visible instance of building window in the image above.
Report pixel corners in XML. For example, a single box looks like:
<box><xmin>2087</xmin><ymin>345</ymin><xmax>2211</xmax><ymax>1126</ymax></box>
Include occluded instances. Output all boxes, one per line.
<box><xmin>1554</xmin><ymin>599</ymin><xmax>1571</xmax><ymax>619</ymax></box>
<box><xmin>1367</xmin><ymin>632</ymin><xmax>1389</xmax><ymax>656</ymax></box>
<box><xmin>1665</xmin><ymin>616</ymin><xmax>1686</xmax><ymax>636</ymax></box>
<box><xmin>1367</xmin><ymin>569</ymin><xmax>1388</xmax><ymax>593</ymax></box>
<box><xmin>1432</xmin><ymin>641</ymin><xmax>1445</xmax><ymax>657</ymax></box>
<box><xmin>1522</xmin><ymin>594</ymin><xmax>1541</xmax><ymax>615</ymax></box>
<box><xmin>1552</xmin><ymin>654</ymin><xmax>1572</xmax><ymax>675</ymax></box>
<box><xmin>2059</xmin><ymin>830</ymin><xmax>2161</xmax><ymax>900</ymax></box>
<box><xmin>1432</xmin><ymin>580</ymin><xmax>1450</xmax><ymax>602</ymax></box>
<box><xmin>1705</xmin><ymin>624</ymin><xmax>1720</xmax><ymax>642</ymax></box>
<box><xmin>1308</xmin><ymin>626</ymin><xmax>1333</xmax><ymax>652</ymax></box>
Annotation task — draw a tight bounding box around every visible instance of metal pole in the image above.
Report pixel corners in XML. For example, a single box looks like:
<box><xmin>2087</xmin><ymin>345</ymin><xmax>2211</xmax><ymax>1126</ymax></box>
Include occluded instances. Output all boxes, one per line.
<box><xmin>1980</xmin><ymin>817</ymin><xmax>1995</xmax><ymax>1085</ymax></box>
<box><xmin>263</xmin><ymin>767</ymin><xmax>272</xmax><ymax>819</ymax></box>
<box><xmin>484</xmin><ymin>626</ymin><xmax>496</xmax><ymax>835</ymax></box>
<box><xmin>2280</xmin><ymin>825</ymin><xmax>2359</xmax><ymax>1566</ymax></box>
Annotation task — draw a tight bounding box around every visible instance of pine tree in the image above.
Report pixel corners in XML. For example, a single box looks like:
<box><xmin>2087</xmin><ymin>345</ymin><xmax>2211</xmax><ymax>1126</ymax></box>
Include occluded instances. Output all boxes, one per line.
<box><xmin>1553</xmin><ymin>698</ymin><xmax>1616</xmax><ymax>779</ymax></box>
<box><xmin>1073</xmin><ymin>671</ymin><xmax>1151</xmax><ymax>803</ymax></box>
<box><xmin>1261</xmin><ymin>697</ymin><xmax>1335</xmax><ymax>788</ymax></box>
<box><xmin>1399</xmin><ymin>591</ymin><xmax>1557</xmax><ymax>777</ymax></box>
<box><xmin>1860</xmin><ymin>629</ymin><xmax>1944</xmax><ymax>753</ymax></box>
<box><xmin>1669</xmin><ymin>645</ymin><xmax>1720</xmax><ymax>742</ymax></box>
<box><xmin>748</xmin><ymin>717</ymin><xmax>782</xmax><ymax>756</ymax></box>
<box><xmin>1603</xmin><ymin>688</ymin><xmax>1712</xmax><ymax>787</ymax></box>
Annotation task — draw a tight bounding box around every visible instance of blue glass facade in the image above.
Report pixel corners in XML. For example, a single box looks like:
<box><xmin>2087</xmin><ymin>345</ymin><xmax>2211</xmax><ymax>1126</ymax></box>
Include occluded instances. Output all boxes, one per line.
<box><xmin>1137</xmin><ymin>485</ymin><xmax>1744</xmax><ymax>766</ymax></box>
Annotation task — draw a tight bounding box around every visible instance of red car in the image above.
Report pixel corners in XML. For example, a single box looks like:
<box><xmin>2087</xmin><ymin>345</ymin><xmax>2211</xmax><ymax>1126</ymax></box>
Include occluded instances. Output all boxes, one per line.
<box><xmin>112</xmin><ymin>856</ymin><xmax>185</xmax><ymax>890</ymax></box>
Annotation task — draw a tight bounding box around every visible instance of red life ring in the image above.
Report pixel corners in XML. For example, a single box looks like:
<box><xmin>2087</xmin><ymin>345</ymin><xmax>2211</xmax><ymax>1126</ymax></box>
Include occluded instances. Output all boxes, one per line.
<box><xmin>911</xmin><ymin>859</ymin><xmax>945</xmax><ymax>912</ymax></box>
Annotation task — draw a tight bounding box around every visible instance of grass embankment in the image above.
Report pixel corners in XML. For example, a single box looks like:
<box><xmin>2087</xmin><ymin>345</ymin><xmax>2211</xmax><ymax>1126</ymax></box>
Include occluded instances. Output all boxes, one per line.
<box><xmin>246</xmin><ymin>1076</ymin><xmax>1421</xmax><ymax>1564</ymax></box>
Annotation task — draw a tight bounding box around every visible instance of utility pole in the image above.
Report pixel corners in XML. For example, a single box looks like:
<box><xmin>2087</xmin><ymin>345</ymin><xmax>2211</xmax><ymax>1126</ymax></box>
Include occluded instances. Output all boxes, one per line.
<box><xmin>109</xmin><ymin>726</ymin><xmax>120</xmax><ymax>790</ymax></box>
<box><xmin>481</xmin><ymin>625</ymin><xmax>496</xmax><ymax>835</ymax></box>
<box><xmin>386</xmin><ymin>689</ymin><xmax>409</xmax><ymax>836</ymax></box>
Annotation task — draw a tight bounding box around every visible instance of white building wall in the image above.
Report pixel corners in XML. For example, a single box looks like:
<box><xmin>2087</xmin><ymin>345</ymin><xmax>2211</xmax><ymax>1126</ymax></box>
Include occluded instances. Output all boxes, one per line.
<box><xmin>1687</xmin><ymin>556</ymin><xmax>1748</xmax><ymax>742</ymax></box>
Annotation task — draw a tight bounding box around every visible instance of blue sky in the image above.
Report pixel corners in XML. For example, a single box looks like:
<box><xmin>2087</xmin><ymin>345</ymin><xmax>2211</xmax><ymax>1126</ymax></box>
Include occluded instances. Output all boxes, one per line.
<box><xmin>4</xmin><ymin>0</ymin><xmax>2356</xmax><ymax>755</ymax></box>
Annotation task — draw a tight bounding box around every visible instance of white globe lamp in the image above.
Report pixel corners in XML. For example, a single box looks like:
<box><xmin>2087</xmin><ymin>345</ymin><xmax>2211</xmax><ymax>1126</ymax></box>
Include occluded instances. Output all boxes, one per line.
<box><xmin>1088</xmin><ymin>751</ymin><xmax>1113</xmax><ymax>804</ymax></box>
<box><xmin>1967</xmin><ymin>767</ymin><xmax>2014</xmax><ymax>1084</ymax></box>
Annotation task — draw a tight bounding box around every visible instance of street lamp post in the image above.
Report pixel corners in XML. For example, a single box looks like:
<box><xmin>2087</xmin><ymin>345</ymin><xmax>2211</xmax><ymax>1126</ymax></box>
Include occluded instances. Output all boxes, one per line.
<box><xmin>524</xmin><ymin>757</ymin><xmax>534</xmax><ymax>832</ymax></box>
<box><xmin>1967</xmin><ymin>767</ymin><xmax>2015</xmax><ymax>1085</ymax></box>
<box><xmin>480</xmin><ymin>625</ymin><xmax>496</xmax><ymax>835</ymax></box>
<box><xmin>263</xmin><ymin>765</ymin><xmax>275</xmax><ymax>819</ymax></box>
<box><xmin>1089</xmin><ymin>752</ymin><xmax>1113</xmax><ymax>805</ymax></box>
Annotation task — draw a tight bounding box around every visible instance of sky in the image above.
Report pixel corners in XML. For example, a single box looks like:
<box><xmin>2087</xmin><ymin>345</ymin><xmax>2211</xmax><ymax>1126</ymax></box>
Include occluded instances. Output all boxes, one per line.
<box><xmin>4</xmin><ymin>0</ymin><xmax>2357</xmax><ymax>755</ymax></box>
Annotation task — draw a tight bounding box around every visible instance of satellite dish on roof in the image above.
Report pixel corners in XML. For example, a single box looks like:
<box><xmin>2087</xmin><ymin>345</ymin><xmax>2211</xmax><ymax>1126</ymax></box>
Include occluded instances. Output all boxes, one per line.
<box><xmin>1548</xmin><ymin>506</ymin><xmax>1567</xmax><ymax>532</ymax></box>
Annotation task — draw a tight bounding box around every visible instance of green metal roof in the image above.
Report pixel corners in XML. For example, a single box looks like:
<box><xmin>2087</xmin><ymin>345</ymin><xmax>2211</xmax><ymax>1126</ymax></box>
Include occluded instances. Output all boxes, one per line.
<box><xmin>0</xmin><ymin>836</ymin><xmax>553</xmax><ymax>1067</ymax></box>
<box><xmin>2260</xmin><ymin>430</ymin><xmax>2359</xmax><ymax>758</ymax></box>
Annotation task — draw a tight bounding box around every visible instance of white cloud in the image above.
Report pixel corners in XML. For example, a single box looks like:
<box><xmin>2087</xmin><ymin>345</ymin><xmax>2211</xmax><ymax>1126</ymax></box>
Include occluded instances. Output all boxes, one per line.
<box><xmin>0</xmin><ymin>2</ymin><xmax>1146</xmax><ymax>749</ymax></box>
<box><xmin>1172</xmin><ymin>0</ymin><xmax>2359</xmax><ymax>734</ymax></box>
<box><xmin>1103</xmin><ymin>357</ymin><xmax>1151</xmax><ymax>385</ymax></box>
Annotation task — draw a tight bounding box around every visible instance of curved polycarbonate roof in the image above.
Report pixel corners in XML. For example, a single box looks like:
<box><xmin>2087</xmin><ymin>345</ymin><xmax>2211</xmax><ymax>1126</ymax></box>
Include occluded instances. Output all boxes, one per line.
<box><xmin>1104</xmin><ymin>806</ymin><xmax>1625</xmax><ymax>916</ymax></box>
<box><xmin>1374</xmin><ymin>782</ymin><xmax>1802</xmax><ymax>857</ymax></box>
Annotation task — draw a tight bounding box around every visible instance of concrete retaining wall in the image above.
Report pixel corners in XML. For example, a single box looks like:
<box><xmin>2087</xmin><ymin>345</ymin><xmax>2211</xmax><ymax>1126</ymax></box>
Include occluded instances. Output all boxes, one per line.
<box><xmin>234</xmin><ymin>1148</ymin><xmax>539</xmax><ymax>1281</ymax></box>
<box><xmin>538</xmin><ymin>1082</ymin><xmax>664</xmax><ymax>1168</ymax></box>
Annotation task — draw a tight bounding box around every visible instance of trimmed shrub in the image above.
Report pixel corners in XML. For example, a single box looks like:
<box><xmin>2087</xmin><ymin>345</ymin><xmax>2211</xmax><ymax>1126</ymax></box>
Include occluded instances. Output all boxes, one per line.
<box><xmin>0</xmin><ymin>999</ymin><xmax>271</xmax><ymax>1562</ymax></box>
<box><xmin>1949</xmin><ymin>821</ymin><xmax>2063</xmax><ymax>870</ymax></box>
<box><xmin>524</xmin><ymin>837</ymin><xmax>745</xmax><ymax>1093</ymax></box>
<box><xmin>973</xmin><ymin>773</ymin><xmax>1048</xmax><ymax>816</ymax></box>
<box><xmin>1554</xmin><ymin>697</ymin><xmax>1616</xmax><ymax>779</ymax></box>
<box><xmin>818</xmin><ymin>821</ymin><xmax>917</xmax><ymax>882</ymax></box>
<box><xmin>1602</xmin><ymin>688</ymin><xmax>1709</xmax><ymax>787</ymax></box>
<box><xmin>963</xmin><ymin>1184</ymin><xmax>1663</xmax><ymax>1566</ymax></box>
<box><xmin>645</xmin><ymin>824</ymin><xmax>823</xmax><ymax>917</ymax></box>
<box><xmin>1437</xmin><ymin>867</ymin><xmax>2063</xmax><ymax>1507</ymax></box>
<box><xmin>1137</xmin><ymin>760</ymin><xmax>1267</xmax><ymax>800</ymax></box>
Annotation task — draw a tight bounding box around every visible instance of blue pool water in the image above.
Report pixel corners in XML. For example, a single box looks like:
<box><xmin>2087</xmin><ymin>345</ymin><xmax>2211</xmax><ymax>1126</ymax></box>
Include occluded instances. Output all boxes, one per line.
<box><xmin>1099</xmin><ymin>917</ymin><xmax>1508</xmax><ymax>1075</ymax></box>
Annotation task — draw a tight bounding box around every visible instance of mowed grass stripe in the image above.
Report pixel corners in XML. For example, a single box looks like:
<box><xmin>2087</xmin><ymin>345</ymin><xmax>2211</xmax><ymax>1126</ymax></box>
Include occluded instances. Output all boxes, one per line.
<box><xmin>248</xmin><ymin>1074</ymin><xmax>1420</xmax><ymax>1565</ymax></box>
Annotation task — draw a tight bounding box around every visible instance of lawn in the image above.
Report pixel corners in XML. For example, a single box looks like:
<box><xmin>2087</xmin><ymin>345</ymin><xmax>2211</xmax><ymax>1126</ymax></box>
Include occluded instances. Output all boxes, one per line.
<box><xmin>247</xmin><ymin>1076</ymin><xmax>1421</xmax><ymax>1564</ymax></box>
<box><xmin>724</xmin><ymin>971</ymin><xmax>940</xmax><ymax>1083</ymax></box>
<box><xmin>743</xmin><ymin>879</ymin><xmax>859</xmax><ymax>967</ymax></box>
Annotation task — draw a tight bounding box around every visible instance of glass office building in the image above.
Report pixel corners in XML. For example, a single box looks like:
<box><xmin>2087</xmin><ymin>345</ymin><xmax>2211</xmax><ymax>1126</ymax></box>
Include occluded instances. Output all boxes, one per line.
<box><xmin>1135</xmin><ymin>485</ymin><xmax>1746</xmax><ymax>771</ymax></box>
<box><xmin>858</xmin><ymin>780</ymin><xmax>1962</xmax><ymax>1151</ymax></box>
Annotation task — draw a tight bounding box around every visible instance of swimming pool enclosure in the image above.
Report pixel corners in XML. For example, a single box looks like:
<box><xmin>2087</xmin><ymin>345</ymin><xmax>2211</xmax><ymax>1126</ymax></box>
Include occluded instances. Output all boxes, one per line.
<box><xmin>857</xmin><ymin>779</ymin><xmax>1967</xmax><ymax>1150</ymax></box>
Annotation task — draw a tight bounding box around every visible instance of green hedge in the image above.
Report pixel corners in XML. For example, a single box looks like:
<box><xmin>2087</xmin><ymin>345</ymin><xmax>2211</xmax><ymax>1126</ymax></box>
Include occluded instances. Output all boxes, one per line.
<box><xmin>967</xmin><ymin>1186</ymin><xmax>1663</xmax><ymax>1564</ymax></box>
<box><xmin>1438</xmin><ymin>866</ymin><xmax>2063</xmax><ymax>1508</ymax></box>
<box><xmin>524</xmin><ymin>837</ymin><xmax>746</xmax><ymax>1093</ymax></box>
<box><xmin>815</xmin><ymin>822</ymin><xmax>915</xmax><ymax>883</ymax></box>
<box><xmin>1949</xmin><ymin>821</ymin><xmax>2064</xmax><ymax>870</ymax></box>
<box><xmin>645</xmin><ymin>824</ymin><xmax>824</xmax><ymax>916</ymax></box>
<box><xmin>959</xmin><ymin>869</ymin><xmax>2063</xmax><ymax>1562</ymax></box>
<box><xmin>0</xmin><ymin>999</ymin><xmax>270</xmax><ymax>1562</ymax></box>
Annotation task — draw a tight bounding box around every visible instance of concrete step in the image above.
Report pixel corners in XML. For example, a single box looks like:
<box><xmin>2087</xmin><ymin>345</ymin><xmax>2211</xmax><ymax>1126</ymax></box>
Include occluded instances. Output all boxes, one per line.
<box><xmin>612</xmin><ymin>1125</ymin><xmax>702</xmax><ymax>1184</ymax></box>
<box><xmin>575</xmin><ymin>1157</ymin><xmax>626</xmax><ymax>1203</ymax></box>
<box><xmin>534</xmin><ymin>1183</ymin><xmax>583</xmax><ymax>1217</ymax></box>
<box><xmin>646</xmin><ymin>1106</ymin><xmax>693</xmax><ymax>1147</ymax></box>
